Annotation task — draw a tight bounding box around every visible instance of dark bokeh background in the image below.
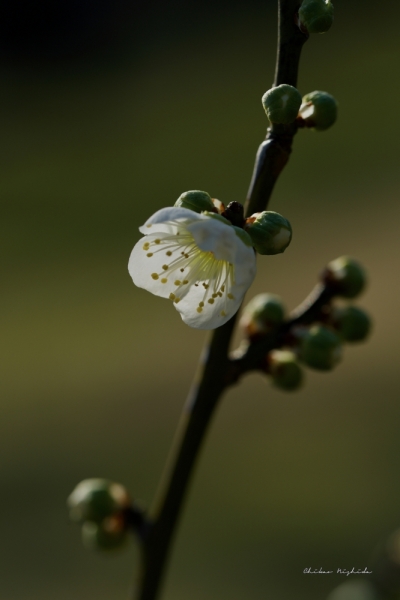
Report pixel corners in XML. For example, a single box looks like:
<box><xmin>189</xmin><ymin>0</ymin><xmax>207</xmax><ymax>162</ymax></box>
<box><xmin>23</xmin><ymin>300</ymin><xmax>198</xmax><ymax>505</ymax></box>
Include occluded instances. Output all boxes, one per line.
<box><xmin>2</xmin><ymin>1</ymin><xmax>400</xmax><ymax>598</ymax></box>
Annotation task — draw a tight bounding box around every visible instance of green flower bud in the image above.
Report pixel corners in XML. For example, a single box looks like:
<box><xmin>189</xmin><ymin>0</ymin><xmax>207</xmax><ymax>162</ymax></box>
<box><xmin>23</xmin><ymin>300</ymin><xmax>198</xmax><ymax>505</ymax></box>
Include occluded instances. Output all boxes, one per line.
<box><xmin>82</xmin><ymin>515</ymin><xmax>128</xmax><ymax>551</ymax></box>
<box><xmin>268</xmin><ymin>350</ymin><xmax>304</xmax><ymax>391</ymax></box>
<box><xmin>299</xmin><ymin>91</ymin><xmax>337</xmax><ymax>131</ymax></box>
<box><xmin>299</xmin><ymin>0</ymin><xmax>334</xmax><ymax>34</ymax></box>
<box><xmin>323</xmin><ymin>256</ymin><xmax>367</xmax><ymax>298</ymax></box>
<box><xmin>67</xmin><ymin>479</ymin><xmax>130</xmax><ymax>524</ymax></box>
<box><xmin>240</xmin><ymin>293</ymin><xmax>285</xmax><ymax>337</ymax></box>
<box><xmin>244</xmin><ymin>211</ymin><xmax>292</xmax><ymax>255</ymax></box>
<box><xmin>300</xmin><ymin>324</ymin><xmax>342</xmax><ymax>370</ymax></box>
<box><xmin>331</xmin><ymin>306</ymin><xmax>371</xmax><ymax>343</ymax></box>
<box><xmin>261</xmin><ymin>84</ymin><xmax>302</xmax><ymax>125</ymax></box>
<box><xmin>174</xmin><ymin>190</ymin><xmax>215</xmax><ymax>213</ymax></box>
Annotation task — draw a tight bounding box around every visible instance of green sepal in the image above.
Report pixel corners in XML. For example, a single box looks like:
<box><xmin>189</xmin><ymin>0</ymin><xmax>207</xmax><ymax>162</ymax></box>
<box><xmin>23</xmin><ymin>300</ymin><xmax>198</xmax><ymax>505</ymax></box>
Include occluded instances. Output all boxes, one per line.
<box><xmin>232</xmin><ymin>226</ymin><xmax>253</xmax><ymax>247</ymax></box>
<box><xmin>202</xmin><ymin>211</ymin><xmax>232</xmax><ymax>226</ymax></box>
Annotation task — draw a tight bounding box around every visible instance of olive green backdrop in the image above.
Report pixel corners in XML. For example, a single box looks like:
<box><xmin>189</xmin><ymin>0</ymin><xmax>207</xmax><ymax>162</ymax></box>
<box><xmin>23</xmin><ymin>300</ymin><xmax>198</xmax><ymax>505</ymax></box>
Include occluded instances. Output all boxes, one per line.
<box><xmin>1</xmin><ymin>1</ymin><xmax>400</xmax><ymax>598</ymax></box>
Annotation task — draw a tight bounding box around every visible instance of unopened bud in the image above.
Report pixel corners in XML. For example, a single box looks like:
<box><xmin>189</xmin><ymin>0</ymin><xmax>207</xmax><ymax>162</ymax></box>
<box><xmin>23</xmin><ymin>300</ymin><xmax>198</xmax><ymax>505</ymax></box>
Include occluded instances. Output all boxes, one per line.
<box><xmin>261</xmin><ymin>84</ymin><xmax>302</xmax><ymax>125</ymax></box>
<box><xmin>331</xmin><ymin>306</ymin><xmax>371</xmax><ymax>343</ymax></box>
<box><xmin>300</xmin><ymin>324</ymin><xmax>342</xmax><ymax>370</ymax></box>
<box><xmin>268</xmin><ymin>350</ymin><xmax>304</xmax><ymax>391</ymax></box>
<box><xmin>240</xmin><ymin>293</ymin><xmax>285</xmax><ymax>337</ymax></box>
<box><xmin>299</xmin><ymin>91</ymin><xmax>337</xmax><ymax>131</ymax></box>
<box><xmin>174</xmin><ymin>190</ymin><xmax>215</xmax><ymax>213</ymax></box>
<box><xmin>322</xmin><ymin>256</ymin><xmax>367</xmax><ymax>298</ymax></box>
<box><xmin>298</xmin><ymin>0</ymin><xmax>334</xmax><ymax>34</ymax></box>
<box><xmin>244</xmin><ymin>211</ymin><xmax>292</xmax><ymax>255</ymax></box>
<box><xmin>67</xmin><ymin>479</ymin><xmax>130</xmax><ymax>524</ymax></box>
<box><xmin>82</xmin><ymin>515</ymin><xmax>128</xmax><ymax>551</ymax></box>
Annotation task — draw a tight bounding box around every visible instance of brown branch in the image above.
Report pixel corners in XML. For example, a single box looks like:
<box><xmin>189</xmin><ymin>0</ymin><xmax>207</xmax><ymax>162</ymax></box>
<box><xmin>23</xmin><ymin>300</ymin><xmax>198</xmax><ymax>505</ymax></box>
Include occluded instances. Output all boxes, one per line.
<box><xmin>133</xmin><ymin>2</ymin><xmax>308</xmax><ymax>599</ymax></box>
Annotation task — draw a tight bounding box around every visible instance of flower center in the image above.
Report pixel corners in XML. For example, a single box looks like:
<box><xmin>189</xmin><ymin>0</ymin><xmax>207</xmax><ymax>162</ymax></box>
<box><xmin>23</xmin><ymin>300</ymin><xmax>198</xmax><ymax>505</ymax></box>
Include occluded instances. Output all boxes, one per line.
<box><xmin>142</xmin><ymin>229</ymin><xmax>236</xmax><ymax>318</ymax></box>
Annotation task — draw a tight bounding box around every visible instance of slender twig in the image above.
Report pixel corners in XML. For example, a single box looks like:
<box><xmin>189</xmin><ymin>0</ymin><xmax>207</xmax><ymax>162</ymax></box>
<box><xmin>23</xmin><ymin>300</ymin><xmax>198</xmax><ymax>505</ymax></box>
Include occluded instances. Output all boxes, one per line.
<box><xmin>133</xmin><ymin>2</ymin><xmax>308</xmax><ymax>599</ymax></box>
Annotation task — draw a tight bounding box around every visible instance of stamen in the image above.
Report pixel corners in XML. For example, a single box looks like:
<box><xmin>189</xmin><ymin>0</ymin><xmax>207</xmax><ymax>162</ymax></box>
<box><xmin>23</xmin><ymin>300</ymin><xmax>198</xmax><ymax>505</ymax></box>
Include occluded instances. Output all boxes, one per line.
<box><xmin>162</xmin><ymin>265</ymin><xmax>169</xmax><ymax>271</ymax></box>
<box><xmin>161</xmin><ymin>278</ymin><xmax>168</xmax><ymax>283</ymax></box>
<box><xmin>174</xmin><ymin>280</ymin><xmax>181</xmax><ymax>286</ymax></box>
<box><xmin>151</xmin><ymin>273</ymin><xmax>159</xmax><ymax>280</ymax></box>
<box><xmin>147</xmin><ymin>253</ymin><xmax>153</xmax><ymax>257</ymax></box>
<box><xmin>166</xmin><ymin>251</ymin><xmax>172</xmax><ymax>256</ymax></box>
<box><xmin>169</xmin><ymin>293</ymin><xmax>175</xmax><ymax>300</ymax></box>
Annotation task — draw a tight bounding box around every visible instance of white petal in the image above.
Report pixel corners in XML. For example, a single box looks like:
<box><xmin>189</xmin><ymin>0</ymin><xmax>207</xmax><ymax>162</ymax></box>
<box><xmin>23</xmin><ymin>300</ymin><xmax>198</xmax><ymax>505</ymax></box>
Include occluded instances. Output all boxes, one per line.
<box><xmin>175</xmin><ymin>266</ymin><xmax>255</xmax><ymax>329</ymax></box>
<box><xmin>138</xmin><ymin>207</ymin><xmax>205</xmax><ymax>235</ymax></box>
<box><xmin>186</xmin><ymin>218</ymin><xmax>240</xmax><ymax>262</ymax></box>
<box><xmin>128</xmin><ymin>233</ymin><xmax>193</xmax><ymax>300</ymax></box>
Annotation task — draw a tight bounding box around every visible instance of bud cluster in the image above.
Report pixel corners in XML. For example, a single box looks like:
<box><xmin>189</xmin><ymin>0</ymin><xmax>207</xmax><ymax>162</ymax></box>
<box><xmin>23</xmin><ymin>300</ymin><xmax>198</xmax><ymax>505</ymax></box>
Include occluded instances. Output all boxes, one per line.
<box><xmin>174</xmin><ymin>191</ymin><xmax>294</xmax><ymax>257</ymax></box>
<box><xmin>67</xmin><ymin>479</ymin><xmax>132</xmax><ymax>551</ymax></box>
<box><xmin>240</xmin><ymin>256</ymin><xmax>371</xmax><ymax>392</ymax></box>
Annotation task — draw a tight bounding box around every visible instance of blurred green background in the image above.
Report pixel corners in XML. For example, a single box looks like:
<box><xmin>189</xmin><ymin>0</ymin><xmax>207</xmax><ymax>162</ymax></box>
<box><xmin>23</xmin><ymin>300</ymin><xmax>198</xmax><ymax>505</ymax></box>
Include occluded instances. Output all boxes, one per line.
<box><xmin>1</xmin><ymin>1</ymin><xmax>400</xmax><ymax>598</ymax></box>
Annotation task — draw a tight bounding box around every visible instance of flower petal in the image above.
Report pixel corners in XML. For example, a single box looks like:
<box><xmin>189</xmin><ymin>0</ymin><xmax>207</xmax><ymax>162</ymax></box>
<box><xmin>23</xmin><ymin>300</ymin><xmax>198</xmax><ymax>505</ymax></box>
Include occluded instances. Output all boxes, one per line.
<box><xmin>138</xmin><ymin>207</ymin><xmax>206</xmax><ymax>235</ymax></box>
<box><xmin>186</xmin><ymin>218</ymin><xmax>239</xmax><ymax>262</ymax></box>
<box><xmin>128</xmin><ymin>233</ymin><xmax>194</xmax><ymax>300</ymax></box>
<box><xmin>174</xmin><ymin>258</ymin><xmax>256</xmax><ymax>329</ymax></box>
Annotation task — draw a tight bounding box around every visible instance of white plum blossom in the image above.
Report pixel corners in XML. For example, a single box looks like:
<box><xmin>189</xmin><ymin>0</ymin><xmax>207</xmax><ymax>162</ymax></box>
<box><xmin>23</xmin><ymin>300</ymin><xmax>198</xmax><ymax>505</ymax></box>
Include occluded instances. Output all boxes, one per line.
<box><xmin>128</xmin><ymin>207</ymin><xmax>257</xmax><ymax>329</ymax></box>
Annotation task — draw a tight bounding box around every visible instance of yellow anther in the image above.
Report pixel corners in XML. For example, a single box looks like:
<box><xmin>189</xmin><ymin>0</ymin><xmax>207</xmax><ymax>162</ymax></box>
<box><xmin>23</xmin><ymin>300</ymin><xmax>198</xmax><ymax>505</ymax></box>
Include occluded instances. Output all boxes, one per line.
<box><xmin>221</xmin><ymin>285</ymin><xmax>225</xmax><ymax>292</ymax></box>
<box><xmin>217</xmin><ymin>292</ymin><xmax>222</xmax><ymax>297</ymax></box>
<box><xmin>212</xmin><ymin>293</ymin><xmax>218</xmax><ymax>298</ymax></box>
<box><xmin>184</xmin><ymin>253</ymin><xmax>189</xmax><ymax>258</ymax></box>
<box><xmin>208</xmin><ymin>298</ymin><xmax>215</xmax><ymax>304</ymax></box>
<box><xmin>169</xmin><ymin>293</ymin><xmax>176</xmax><ymax>300</ymax></box>
<box><xmin>183</xmin><ymin>280</ymin><xmax>189</xmax><ymax>284</ymax></box>
<box><xmin>146</xmin><ymin>224</ymin><xmax>152</xmax><ymax>228</ymax></box>
<box><xmin>174</xmin><ymin>297</ymin><xmax>181</xmax><ymax>304</ymax></box>
<box><xmin>162</xmin><ymin>265</ymin><xmax>169</xmax><ymax>271</ymax></box>
<box><xmin>197</xmin><ymin>307</ymin><xmax>203</xmax><ymax>313</ymax></box>
<box><xmin>227</xmin><ymin>293</ymin><xmax>234</xmax><ymax>300</ymax></box>
<box><xmin>147</xmin><ymin>253</ymin><xmax>153</xmax><ymax>257</ymax></box>
<box><xmin>155</xmin><ymin>239</ymin><xmax>161</xmax><ymax>244</ymax></box>
<box><xmin>143</xmin><ymin>243</ymin><xmax>150</xmax><ymax>250</ymax></box>
<box><xmin>151</xmin><ymin>273</ymin><xmax>159</xmax><ymax>280</ymax></box>
<box><xmin>174</xmin><ymin>280</ymin><xmax>181</xmax><ymax>286</ymax></box>
<box><xmin>161</xmin><ymin>278</ymin><xmax>168</xmax><ymax>284</ymax></box>
<box><xmin>180</xmin><ymin>268</ymin><xmax>185</xmax><ymax>272</ymax></box>
<box><xmin>221</xmin><ymin>311</ymin><xmax>227</xmax><ymax>317</ymax></box>
<box><xmin>203</xmin><ymin>283</ymin><xmax>209</xmax><ymax>289</ymax></box>
<box><xmin>199</xmin><ymin>302</ymin><xmax>204</xmax><ymax>307</ymax></box>
<box><xmin>166</xmin><ymin>251</ymin><xmax>172</xmax><ymax>256</ymax></box>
